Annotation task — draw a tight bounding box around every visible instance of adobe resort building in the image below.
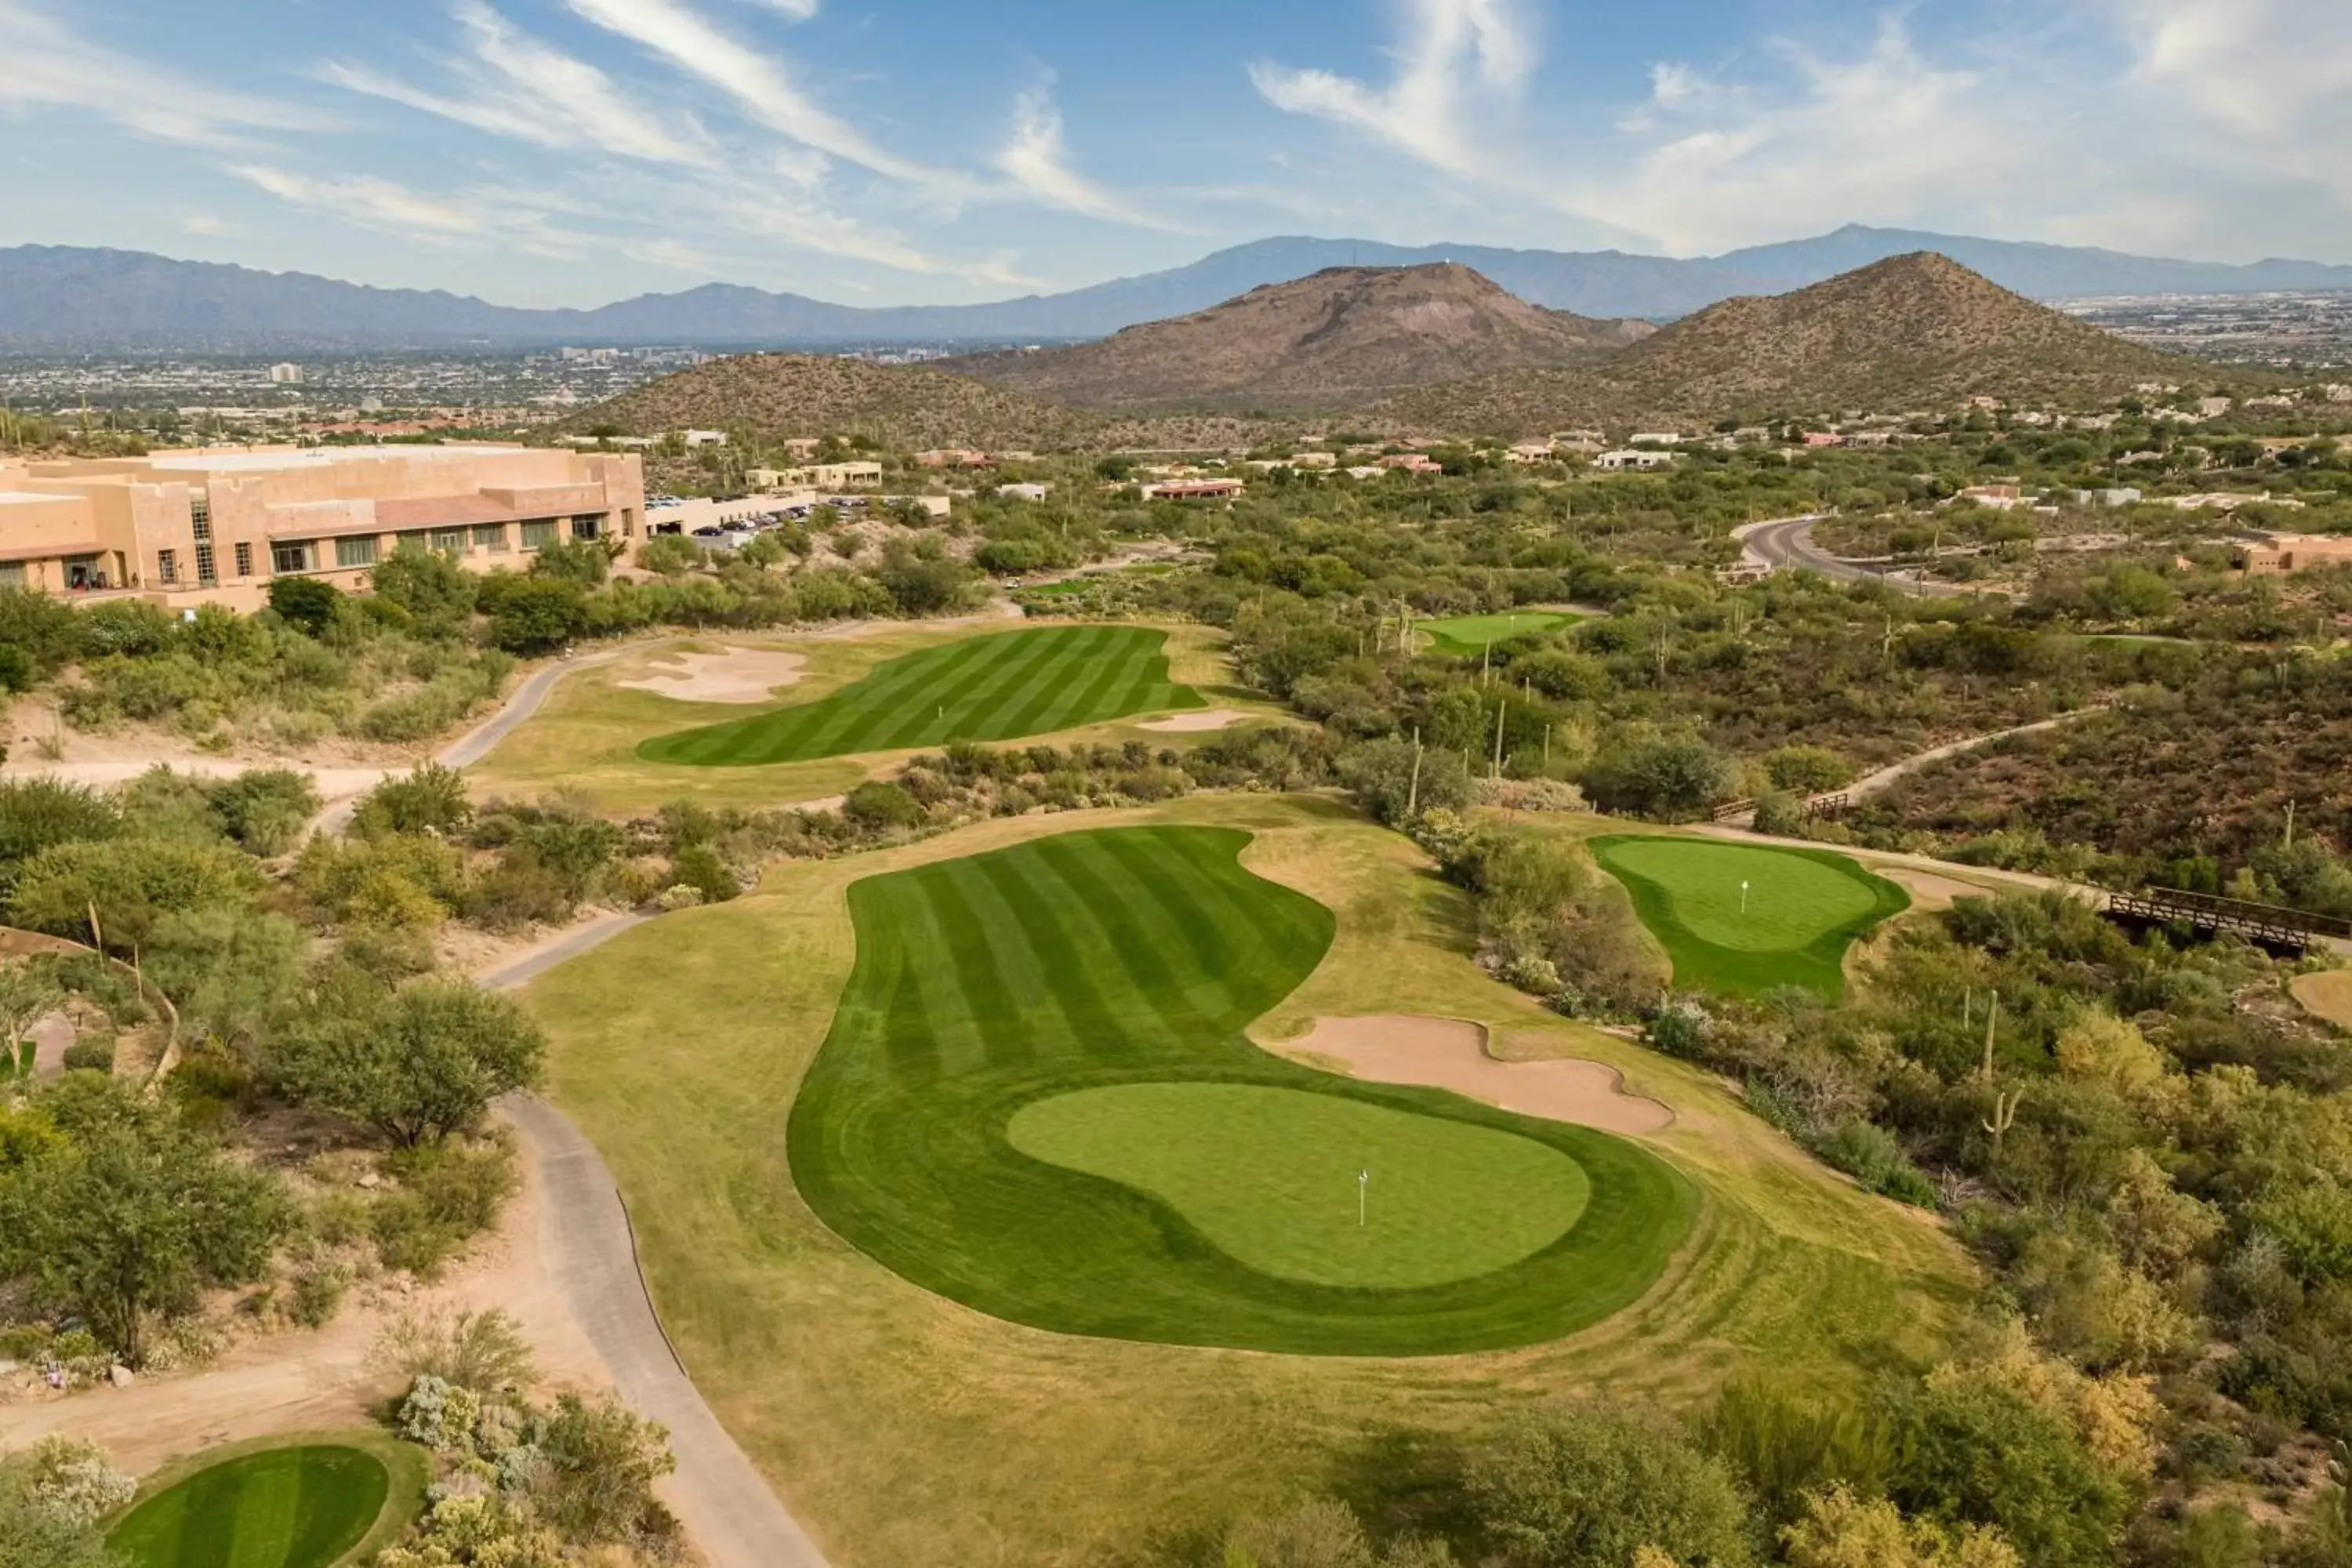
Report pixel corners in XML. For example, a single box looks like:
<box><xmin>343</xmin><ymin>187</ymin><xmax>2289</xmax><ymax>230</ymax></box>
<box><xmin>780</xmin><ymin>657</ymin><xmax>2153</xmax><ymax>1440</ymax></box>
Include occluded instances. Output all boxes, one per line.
<box><xmin>0</xmin><ymin>445</ymin><xmax>645</xmax><ymax>610</ymax></box>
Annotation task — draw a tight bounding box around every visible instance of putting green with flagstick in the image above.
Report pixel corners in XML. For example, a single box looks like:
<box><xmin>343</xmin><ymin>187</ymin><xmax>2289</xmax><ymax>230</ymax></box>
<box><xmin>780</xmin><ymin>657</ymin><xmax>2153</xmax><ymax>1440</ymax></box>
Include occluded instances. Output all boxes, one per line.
<box><xmin>788</xmin><ymin>823</ymin><xmax>1694</xmax><ymax>1356</ymax></box>
<box><xmin>1590</xmin><ymin>835</ymin><xmax>1911</xmax><ymax>1000</ymax></box>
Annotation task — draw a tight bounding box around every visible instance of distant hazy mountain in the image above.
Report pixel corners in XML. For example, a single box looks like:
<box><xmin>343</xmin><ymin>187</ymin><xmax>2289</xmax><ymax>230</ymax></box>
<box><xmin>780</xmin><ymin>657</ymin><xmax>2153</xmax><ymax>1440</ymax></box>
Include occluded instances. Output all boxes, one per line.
<box><xmin>4</xmin><ymin>228</ymin><xmax>2350</xmax><ymax>350</ymax></box>
<box><xmin>940</xmin><ymin>264</ymin><xmax>1655</xmax><ymax>412</ymax></box>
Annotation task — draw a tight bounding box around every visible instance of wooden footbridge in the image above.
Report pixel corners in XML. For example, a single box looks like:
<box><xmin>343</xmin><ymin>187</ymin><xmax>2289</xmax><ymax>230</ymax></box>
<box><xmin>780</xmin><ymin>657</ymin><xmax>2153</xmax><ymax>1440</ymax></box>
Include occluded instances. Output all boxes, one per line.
<box><xmin>2104</xmin><ymin>887</ymin><xmax>2352</xmax><ymax>956</ymax></box>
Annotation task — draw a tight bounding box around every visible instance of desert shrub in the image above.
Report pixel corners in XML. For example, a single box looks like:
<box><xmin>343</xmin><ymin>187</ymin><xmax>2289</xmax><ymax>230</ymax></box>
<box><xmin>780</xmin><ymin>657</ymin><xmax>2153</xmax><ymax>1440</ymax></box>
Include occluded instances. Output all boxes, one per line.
<box><xmin>1466</xmin><ymin>1403</ymin><xmax>1759</xmax><ymax>1568</ymax></box>
<box><xmin>289</xmin><ymin>1260</ymin><xmax>350</xmax><ymax>1328</ymax></box>
<box><xmin>670</xmin><ymin>844</ymin><xmax>739</xmax><ymax>904</ymax></box>
<box><xmin>205</xmin><ymin>768</ymin><xmax>321</xmax><ymax>855</ymax></box>
<box><xmin>373</xmin><ymin>1307</ymin><xmax>535</xmax><ymax>1396</ymax></box>
<box><xmin>844</xmin><ymin>781</ymin><xmax>922</xmax><ymax>830</ymax></box>
<box><xmin>1340</xmin><ymin>737</ymin><xmax>1472</xmax><ymax>827</ymax></box>
<box><xmin>354</xmin><ymin>763</ymin><xmax>473</xmax><ymax>839</ymax></box>
<box><xmin>7</xmin><ymin>837</ymin><xmax>261</xmax><ymax>949</ymax></box>
<box><xmin>57</xmin><ymin>1041</ymin><xmax>112</xmax><ymax>1074</ymax></box>
<box><xmin>0</xmin><ymin>779</ymin><xmax>122</xmax><ymax>892</ymax></box>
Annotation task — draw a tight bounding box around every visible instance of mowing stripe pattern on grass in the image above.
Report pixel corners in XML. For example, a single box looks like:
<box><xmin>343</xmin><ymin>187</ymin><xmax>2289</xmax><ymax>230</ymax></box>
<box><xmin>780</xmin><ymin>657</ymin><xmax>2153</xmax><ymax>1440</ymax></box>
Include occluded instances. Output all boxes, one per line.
<box><xmin>1591</xmin><ymin>835</ymin><xmax>1911</xmax><ymax>1000</ymax></box>
<box><xmin>108</xmin><ymin>1446</ymin><xmax>390</xmax><ymax>1568</ymax></box>
<box><xmin>787</xmin><ymin>825</ymin><xmax>1695</xmax><ymax>1356</ymax></box>
<box><xmin>638</xmin><ymin>626</ymin><xmax>1202</xmax><ymax>766</ymax></box>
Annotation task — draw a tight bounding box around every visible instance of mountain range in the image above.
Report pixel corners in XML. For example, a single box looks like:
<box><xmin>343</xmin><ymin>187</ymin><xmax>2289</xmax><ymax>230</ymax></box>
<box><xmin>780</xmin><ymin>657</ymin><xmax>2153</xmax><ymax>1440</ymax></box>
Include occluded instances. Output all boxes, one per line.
<box><xmin>581</xmin><ymin>253</ymin><xmax>2201</xmax><ymax>448</ymax></box>
<box><xmin>5</xmin><ymin>227</ymin><xmax>2352</xmax><ymax>351</ymax></box>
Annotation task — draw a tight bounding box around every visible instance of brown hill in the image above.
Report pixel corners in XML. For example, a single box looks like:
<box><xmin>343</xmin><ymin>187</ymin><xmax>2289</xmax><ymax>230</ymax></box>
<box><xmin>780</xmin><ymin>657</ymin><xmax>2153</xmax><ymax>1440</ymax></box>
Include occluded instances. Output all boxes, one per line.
<box><xmin>942</xmin><ymin>264</ymin><xmax>1654</xmax><ymax>412</ymax></box>
<box><xmin>1367</xmin><ymin>252</ymin><xmax>2197</xmax><ymax>435</ymax></box>
<box><xmin>565</xmin><ymin>353</ymin><xmax>1113</xmax><ymax>451</ymax></box>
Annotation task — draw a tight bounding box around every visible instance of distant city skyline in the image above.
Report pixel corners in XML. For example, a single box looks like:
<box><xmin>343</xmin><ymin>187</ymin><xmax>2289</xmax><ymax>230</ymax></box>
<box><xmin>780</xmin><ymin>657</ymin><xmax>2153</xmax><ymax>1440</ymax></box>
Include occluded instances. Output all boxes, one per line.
<box><xmin>2</xmin><ymin>0</ymin><xmax>2348</xmax><ymax>309</ymax></box>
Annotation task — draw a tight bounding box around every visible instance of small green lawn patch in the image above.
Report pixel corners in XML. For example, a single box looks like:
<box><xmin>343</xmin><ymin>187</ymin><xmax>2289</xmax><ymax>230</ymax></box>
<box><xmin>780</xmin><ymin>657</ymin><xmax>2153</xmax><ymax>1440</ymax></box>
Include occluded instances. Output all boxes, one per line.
<box><xmin>108</xmin><ymin>1436</ymin><xmax>421</xmax><ymax>1568</ymax></box>
<box><xmin>1007</xmin><ymin>1082</ymin><xmax>1589</xmax><ymax>1289</ymax></box>
<box><xmin>1591</xmin><ymin>835</ymin><xmax>1911</xmax><ymax>1000</ymax></box>
<box><xmin>638</xmin><ymin>625</ymin><xmax>1201</xmax><ymax>766</ymax></box>
<box><xmin>789</xmin><ymin>823</ymin><xmax>1693</xmax><ymax>1355</ymax></box>
<box><xmin>1421</xmin><ymin>611</ymin><xmax>1578</xmax><ymax>655</ymax></box>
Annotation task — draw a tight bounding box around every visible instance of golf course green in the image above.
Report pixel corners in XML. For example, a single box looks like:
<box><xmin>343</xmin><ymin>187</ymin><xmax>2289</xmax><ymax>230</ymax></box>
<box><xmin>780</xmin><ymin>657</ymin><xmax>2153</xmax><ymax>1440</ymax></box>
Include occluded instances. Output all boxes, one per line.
<box><xmin>1591</xmin><ymin>835</ymin><xmax>1911</xmax><ymax>1000</ymax></box>
<box><xmin>788</xmin><ymin>824</ymin><xmax>1694</xmax><ymax>1355</ymax></box>
<box><xmin>107</xmin><ymin>1444</ymin><xmax>394</xmax><ymax>1568</ymax></box>
<box><xmin>1421</xmin><ymin>610</ymin><xmax>1577</xmax><ymax>655</ymax></box>
<box><xmin>638</xmin><ymin>625</ymin><xmax>1201</xmax><ymax>765</ymax></box>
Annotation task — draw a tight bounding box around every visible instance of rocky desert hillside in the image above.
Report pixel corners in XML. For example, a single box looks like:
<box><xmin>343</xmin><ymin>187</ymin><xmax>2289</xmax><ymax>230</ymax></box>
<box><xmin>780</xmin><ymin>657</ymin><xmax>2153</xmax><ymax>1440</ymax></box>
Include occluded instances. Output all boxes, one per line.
<box><xmin>944</xmin><ymin>264</ymin><xmax>1653</xmax><ymax>412</ymax></box>
<box><xmin>564</xmin><ymin>353</ymin><xmax>1113</xmax><ymax>452</ymax></box>
<box><xmin>1370</xmin><ymin>252</ymin><xmax>2198</xmax><ymax>434</ymax></box>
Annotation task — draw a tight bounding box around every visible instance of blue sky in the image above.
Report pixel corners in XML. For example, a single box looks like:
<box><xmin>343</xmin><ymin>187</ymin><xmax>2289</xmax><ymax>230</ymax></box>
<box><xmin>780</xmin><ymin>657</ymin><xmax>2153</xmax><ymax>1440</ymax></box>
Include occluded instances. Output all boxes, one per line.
<box><xmin>2</xmin><ymin>0</ymin><xmax>2348</xmax><ymax>307</ymax></box>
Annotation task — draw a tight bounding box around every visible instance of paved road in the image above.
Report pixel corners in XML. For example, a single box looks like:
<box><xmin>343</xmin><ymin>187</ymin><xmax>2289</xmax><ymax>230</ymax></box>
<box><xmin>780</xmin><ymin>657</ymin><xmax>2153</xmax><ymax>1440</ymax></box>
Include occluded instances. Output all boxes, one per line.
<box><xmin>1738</xmin><ymin>517</ymin><xmax>1972</xmax><ymax>597</ymax></box>
<box><xmin>485</xmin><ymin>928</ymin><xmax>832</xmax><ymax>1568</ymax></box>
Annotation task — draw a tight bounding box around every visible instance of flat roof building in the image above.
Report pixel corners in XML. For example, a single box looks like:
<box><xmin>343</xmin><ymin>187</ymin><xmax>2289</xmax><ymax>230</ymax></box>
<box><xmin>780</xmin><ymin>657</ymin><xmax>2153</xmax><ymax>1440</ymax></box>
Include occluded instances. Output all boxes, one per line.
<box><xmin>0</xmin><ymin>444</ymin><xmax>644</xmax><ymax>610</ymax></box>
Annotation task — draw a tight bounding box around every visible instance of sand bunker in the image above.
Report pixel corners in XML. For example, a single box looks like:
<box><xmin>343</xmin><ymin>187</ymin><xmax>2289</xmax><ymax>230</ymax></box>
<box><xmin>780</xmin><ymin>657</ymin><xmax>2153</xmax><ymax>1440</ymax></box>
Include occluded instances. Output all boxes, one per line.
<box><xmin>1281</xmin><ymin>1014</ymin><xmax>1674</xmax><ymax>1136</ymax></box>
<box><xmin>621</xmin><ymin>647</ymin><xmax>808</xmax><ymax>704</ymax></box>
<box><xmin>1138</xmin><ymin>709</ymin><xmax>1252</xmax><ymax>733</ymax></box>
<box><xmin>2294</xmin><ymin>971</ymin><xmax>2352</xmax><ymax>1032</ymax></box>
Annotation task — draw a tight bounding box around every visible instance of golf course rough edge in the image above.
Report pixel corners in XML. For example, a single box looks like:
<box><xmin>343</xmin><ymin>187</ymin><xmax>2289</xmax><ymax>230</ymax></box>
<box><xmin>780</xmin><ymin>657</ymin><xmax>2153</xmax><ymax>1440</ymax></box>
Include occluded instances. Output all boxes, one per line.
<box><xmin>637</xmin><ymin>624</ymin><xmax>1204</xmax><ymax>766</ymax></box>
<box><xmin>1589</xmin><ymin>834</ymin><xmax>1912</xmax><ymax>1000</ymax></box>
<box><xmin>787</xmin><ymin>823</ymin><xmax>1697</xmax><ymax>1356</ymax></box>
<box><xmin>107</xmin><ymin>1443</ymin><xmax>394</xmax><ymax>1568</ymax></box>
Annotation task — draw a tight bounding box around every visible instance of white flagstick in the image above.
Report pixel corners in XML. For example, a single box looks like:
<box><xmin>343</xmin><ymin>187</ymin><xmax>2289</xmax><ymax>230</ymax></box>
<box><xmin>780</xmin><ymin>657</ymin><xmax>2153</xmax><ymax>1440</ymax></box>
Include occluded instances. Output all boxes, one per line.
<box><xmin>1358</xmin><ymin>1168</ymin><xmax>1369</xmax><ymax>1229</ymax></box>
<box><xmin>1740</xmin><ymin>880</ymin><xmax>1751</xmax><ymax>915</ymax></box>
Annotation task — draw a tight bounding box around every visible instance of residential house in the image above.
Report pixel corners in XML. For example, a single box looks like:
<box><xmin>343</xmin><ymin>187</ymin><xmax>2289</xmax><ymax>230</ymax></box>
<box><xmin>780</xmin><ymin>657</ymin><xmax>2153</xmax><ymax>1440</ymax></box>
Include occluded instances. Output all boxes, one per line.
<box><xmin>2236</xmin><ymin>534</ymin><xmax>2352</xmax><ymax>574</ymax></box>
<box><xmin>1594</xmin><ymin>450</ymin><xmax>1672</xmax><ymax>472</ymax></box>
<box><xmin>1142</xmin><ymin>479</ymin><xmax>1245</xmax><ymax>501</ymax></box>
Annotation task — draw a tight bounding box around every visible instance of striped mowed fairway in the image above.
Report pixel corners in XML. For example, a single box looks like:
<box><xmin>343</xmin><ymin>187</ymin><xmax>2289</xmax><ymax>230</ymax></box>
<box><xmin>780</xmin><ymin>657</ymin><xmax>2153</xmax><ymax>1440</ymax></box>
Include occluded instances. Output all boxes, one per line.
<box><xmin>788</xmin><ymin>824</ymin><xmax>1694</xmax><ymax>1356</ymax></box>
<box><xmin>637</xmin><ymin>624</ymin><xmax>1202</xmax><ymax>766</ymax></box>
<box><xmin>1592</xmin><ymin>835</ymin><xmax>1911</xmax><ymax>1000</ymax></box>
<box><xmin>108</xmin><ymin>1445</ymin><xmax>390</xmax><ymax>1568</ymax></box>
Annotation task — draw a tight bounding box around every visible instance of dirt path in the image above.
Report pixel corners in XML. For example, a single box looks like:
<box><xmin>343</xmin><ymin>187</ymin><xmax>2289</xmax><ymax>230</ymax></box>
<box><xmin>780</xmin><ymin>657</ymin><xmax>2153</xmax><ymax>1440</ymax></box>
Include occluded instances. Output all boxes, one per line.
<box><xmin>1835</xmin><ymin>710</ymin><xmax>2106</xmax><ymax>804</ymax></box>
<box><xmin>0</xmin><ymin>1127</ymin><xmax>612</xmax><ymax>1476</ymax></box>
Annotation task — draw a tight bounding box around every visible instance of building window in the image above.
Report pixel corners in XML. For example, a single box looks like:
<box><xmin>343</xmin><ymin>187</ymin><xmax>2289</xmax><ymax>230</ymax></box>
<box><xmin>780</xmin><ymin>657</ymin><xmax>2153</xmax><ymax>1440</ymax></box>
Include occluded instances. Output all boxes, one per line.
<box><xmin>569</xmin><ymin>514</ymin><xmax>602</xmax><ymax>541</ymax></box>
<box><xmin>521</xmin><ymin>520</ymin><xmax>557</xmax><ymax>550</ymax></box>
<box><xmin>191</xmin><ymin>492</ymin><xmax>216</xmax><ymax>585</ymax></box>
<box><xmin>156</xmin><ymin>549</ymin><xmax>180</xmax><ymax>585</ymax></box>
<box><xmin>430</xmin><ymin>528</ymin><xmax>467</xmax><ymax>554</ymax></box>
<box><xmin>0</xmin><ymin>563</ymin><xmax>22</xmax><ymax>588</ymax></box>
<box><xmin>271</xmin><ymin>541</ymin><xmax>314</xmax><ymax>575</ymax></box>
<box><xmin>234</xmin><ymin>542</ymin><xmax>253</xmax><ymax>577</ymax></box>
<box><xmin>473</xmin><ymin>524</ymin><xmax>509</xmax><ymax>553</ymax></box>
<box><xmin>336</xmin><ymin>535</ymin><xmax>379</xmax><ymax>568</ymax></box>
<box><xmin>397</xmin><ymin>530</ymin><xmax>434</xmax><ymax>554</ymax></box>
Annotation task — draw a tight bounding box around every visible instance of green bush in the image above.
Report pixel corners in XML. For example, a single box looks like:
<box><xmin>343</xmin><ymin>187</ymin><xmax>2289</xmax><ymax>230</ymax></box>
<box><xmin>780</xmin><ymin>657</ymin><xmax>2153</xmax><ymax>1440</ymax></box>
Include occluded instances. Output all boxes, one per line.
<box><xmin>844</xmin><ymin>782</ymin><xmax>923</xmax><ymax>830</ymax></box>
<box><xmin>58</xmin><ymin>1040</ymin><xmax>113</xmax><ymax>1074</ymax></box>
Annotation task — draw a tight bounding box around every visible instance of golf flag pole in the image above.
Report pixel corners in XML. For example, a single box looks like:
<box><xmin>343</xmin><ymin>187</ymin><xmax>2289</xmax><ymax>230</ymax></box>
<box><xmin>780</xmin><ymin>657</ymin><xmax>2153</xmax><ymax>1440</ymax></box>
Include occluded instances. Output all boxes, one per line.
<box><xmin>1740</xmin><ymin>880</ymin><xmax>1750</xmax><ymax>915</ymax></box>
<box><xmin>1359</xmin><ymin>1168</ymin><xmax>1369</xmax><ymax>1228</ymax></box>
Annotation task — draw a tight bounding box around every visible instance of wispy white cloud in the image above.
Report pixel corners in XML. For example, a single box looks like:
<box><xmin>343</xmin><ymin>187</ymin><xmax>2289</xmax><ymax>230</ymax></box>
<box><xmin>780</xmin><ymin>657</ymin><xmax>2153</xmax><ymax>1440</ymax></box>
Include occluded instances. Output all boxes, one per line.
<box><xmin>561</xmin><ymin>0</ymin><xmax>942</xmax><ymax>184</ymax></box>
<box><xmin>1592</xmin><ymin>20</ymin><xmax>2037</xmax><ymax>254</ymax></box>
<box><xmin>992</xmin><ymin>89</ymin><xmax>1175</xmax><ymax>230</ymax></box>
<box><xmin>737</xmin><ymin>0</ymin><xmax>820</xmax><ymax>18</ymax></box>
<box><xmin>0</xmin><ymin>0</ymin><xmax>325</xmax><ymax>150</ymax></box>
<box><xmin>321</xmin><ymin>0</ymin><xmax>717</xmax><ymax>168</ymax></box>
<box><xmin>2114</xmin><ymin>0</ymin><xmax>2352</xmax><ymax>210</ymax></box>
<box><xmin>227</xmin><ymin>165</ymin><xmax>592</xmax><ymax>258</ymax></box>
<box><xmin>1250</xmin><ymin>0</ymin><xmax>1534</xmax><ymax>176</ymax></box>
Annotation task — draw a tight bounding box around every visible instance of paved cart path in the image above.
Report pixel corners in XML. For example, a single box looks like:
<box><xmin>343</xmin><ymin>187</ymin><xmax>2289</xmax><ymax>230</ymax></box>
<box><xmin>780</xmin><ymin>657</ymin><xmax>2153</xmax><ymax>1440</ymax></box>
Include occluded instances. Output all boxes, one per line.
<box><xmin>484</xmin><ymin>932</ymin><xmax>833</xmax><ymax>1568</ymax></box>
